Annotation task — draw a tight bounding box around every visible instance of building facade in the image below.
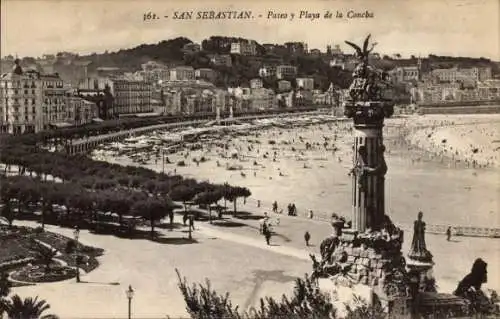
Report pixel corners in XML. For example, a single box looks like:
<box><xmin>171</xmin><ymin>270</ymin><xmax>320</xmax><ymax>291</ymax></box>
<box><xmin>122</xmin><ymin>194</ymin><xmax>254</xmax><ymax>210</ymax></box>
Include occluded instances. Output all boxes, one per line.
<box><xmin>111</xmin><ymin>78</ymin><xmax>152</xmax><ymax>115</ymax></box>
<box><xmin>390</xmin><ymin>66</ymin><xmax>420</xmax><ymax>83</ymax></box>
<box><xmin>209</xmin><ymin>54</ymin><xmax>232</xmax><ymax>67</ymax></box>
<box><xmin>0</xmin><ymin>65</ymin><xmax>42</xmax><ymax>134</ymax></box>
<box><xmin>297</xmin><ymin>78</ymin><xmax>314</xmax><ymax>90</ymax></box>
<box><xmin>250</xmin><ymin>78</ymin><xmax>263</xmax><ymax>89</ymax></box>
<box><xmin>278</xmin><ymin>80</ymin><xmax>292</xmax><ymax>92</ymax></box>
<box><xmin>230</xmin><ymin>41</ymin><xmax>257</xmax><ymax>55</ymax></box>
<box><xmin>170</xmin><ymin>66</ymin><xmax>195</xmax><ymax>81</ymax></box>
<box><xmin>249</xmin><ymin>88</ymin><xmax>275</xmax><ymax>110</ymax></box>
<box><xmin>64</xmin><ymin>95</ymin><xmax>98</xmax><ymax>126</ymax></box>
<box><xmin>195</xmin><ymin>68</ymin><xmax>217</xmax><ymax>83</ymax></box>
<box><xmin>276</xmin><ymin>65</ymin><xmax>298</xmax><ymax>80</ymax></box>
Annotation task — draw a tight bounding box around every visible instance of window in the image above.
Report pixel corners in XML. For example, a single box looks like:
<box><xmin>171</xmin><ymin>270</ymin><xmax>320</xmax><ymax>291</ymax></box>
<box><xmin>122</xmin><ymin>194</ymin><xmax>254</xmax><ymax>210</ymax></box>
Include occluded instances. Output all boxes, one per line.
<box><xmin>32</xmin><ymin>90</ymin><xmax>35</xmax><ymax>94</ymax></box>
<box><xmin>32</xmin><ymin>107</ymin><xmax>36</xmax><ymax>113</ymax></box>
<box><xmin>14</xmin><ymin>89</ymin><xmax>18</xmax><ymax>94</ymax></box>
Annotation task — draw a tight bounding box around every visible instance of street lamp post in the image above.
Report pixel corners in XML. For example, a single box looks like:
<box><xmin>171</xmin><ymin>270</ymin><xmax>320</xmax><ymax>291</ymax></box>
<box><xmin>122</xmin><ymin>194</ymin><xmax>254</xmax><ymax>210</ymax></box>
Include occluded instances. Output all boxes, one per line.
<box><xmin>73</xmin><ymin>226</ymin><xmax>80</xmax><ymax>283</ymax></box>
<box><xmin>126</xmin><ymin>285</ymin><xmax>134</xmax><ymax>319</ymax></box>
<box><xmin>162</xmin><ymin>149</ymin><xmax>165</xmax><ymax>174</ymax></box>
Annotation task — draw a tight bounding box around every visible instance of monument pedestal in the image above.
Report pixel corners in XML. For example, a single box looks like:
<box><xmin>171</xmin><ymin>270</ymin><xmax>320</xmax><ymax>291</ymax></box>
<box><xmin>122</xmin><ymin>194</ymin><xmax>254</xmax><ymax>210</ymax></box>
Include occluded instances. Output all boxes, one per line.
<box><xmin>316</xmin><ymin>226</ymin><xmax>408</xmax><ymax>303</ymax></box>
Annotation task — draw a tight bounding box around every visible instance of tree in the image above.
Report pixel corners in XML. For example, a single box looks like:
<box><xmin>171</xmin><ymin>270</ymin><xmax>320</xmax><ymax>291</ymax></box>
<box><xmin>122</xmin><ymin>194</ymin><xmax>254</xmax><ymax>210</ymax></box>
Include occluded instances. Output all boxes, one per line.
<box><xmin>133</xmin><ymin>197</ymin><xmax>173</xmax><ymax>237</ymax></box>
<box><xmin>170</xmin><ymin>185</ymin><xmax>200</xmax><ymax>214</ymax></box>
<box><xmin>1</xmin><ymin>295</ymin><xmax>58</xmax><ymax>319</ymax></box>
<box><xmin>0</xmin><ymin>272</ymin><xmax>11</xmax><ymax>318</ymax></box>
<box><xmin>228</xmin><ymin>187</ymin><xmax>251</xmax><ymax>215</ymax></box>
<box><xmin>176</xmin><ymin>269</ymin><xmax>242</xmax><ymax>319</ymax></box>
<box><xmin>176</xmin><ymin>271</ymin><xmax>336</xmax><ymax>319</ymax></box>
<box><xmin>345</xmin><ymin>295</ymin><xmax>386</xmax><ymax>319</ymax></box>
<box><xmin>1</xmin><ymin>201</ymin><xmax>15</xmax><ymax>228</ymax></box>
<box><xmin>193</xmin><ymin>190</ymin><xmax>223</xmax><ymax>224</ymax></box>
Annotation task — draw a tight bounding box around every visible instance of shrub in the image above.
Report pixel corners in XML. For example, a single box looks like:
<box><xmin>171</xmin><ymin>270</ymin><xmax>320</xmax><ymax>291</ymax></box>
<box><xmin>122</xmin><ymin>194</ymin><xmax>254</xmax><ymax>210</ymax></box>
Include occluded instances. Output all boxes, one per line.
<box><xmin>65</xmin><ymin>240</ymin><xmax>76</xmax><ymax>254</ymax></box>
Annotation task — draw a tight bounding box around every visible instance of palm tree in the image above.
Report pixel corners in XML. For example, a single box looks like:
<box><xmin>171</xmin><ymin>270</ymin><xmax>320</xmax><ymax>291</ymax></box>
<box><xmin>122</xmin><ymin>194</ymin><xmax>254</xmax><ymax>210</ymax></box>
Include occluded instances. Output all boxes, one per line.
<box><xmin>2</xmin><ymin>294</ymin><xmax>58</xmax><ymax>319</ymax></box>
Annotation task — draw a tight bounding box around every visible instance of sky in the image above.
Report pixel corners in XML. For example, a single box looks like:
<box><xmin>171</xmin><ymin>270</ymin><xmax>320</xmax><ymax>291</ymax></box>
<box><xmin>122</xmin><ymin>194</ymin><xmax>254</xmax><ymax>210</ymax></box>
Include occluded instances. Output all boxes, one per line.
<box><xmin>1</xmin><ymin>0</ymin><xmax>499</xmax><ymax>59</ymax></box>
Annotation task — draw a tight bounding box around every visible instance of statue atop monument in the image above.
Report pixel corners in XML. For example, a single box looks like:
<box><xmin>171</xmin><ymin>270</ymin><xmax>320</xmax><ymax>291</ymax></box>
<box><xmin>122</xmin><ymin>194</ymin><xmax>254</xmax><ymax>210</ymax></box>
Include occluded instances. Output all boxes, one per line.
<box><xmin>343</xmin><ymin>34</ymin><xmax>394</xmax><ymax>124</ymax></box>
<box><xmin>408</xmin><ymin>211</ymin><xmax>433</xmax><ymax>263</ymax></box>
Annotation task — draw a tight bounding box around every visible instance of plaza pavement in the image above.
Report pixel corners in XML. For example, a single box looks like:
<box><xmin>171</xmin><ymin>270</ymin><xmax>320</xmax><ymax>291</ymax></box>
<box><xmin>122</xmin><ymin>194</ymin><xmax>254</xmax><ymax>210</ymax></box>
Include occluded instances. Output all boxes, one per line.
<box><xmin>11</xmin><ymin>205</ymin><xmax>500</xmax><ymax>318</ymax></box>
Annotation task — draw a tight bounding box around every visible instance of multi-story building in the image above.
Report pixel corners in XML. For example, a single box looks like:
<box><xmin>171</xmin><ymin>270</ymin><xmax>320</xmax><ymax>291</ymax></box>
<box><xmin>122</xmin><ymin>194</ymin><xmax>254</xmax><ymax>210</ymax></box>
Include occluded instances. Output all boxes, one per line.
<box><xmin>296</xmin><ymin>78</ymin><xmax>314</xmax><ymax>91</ymax></box>
<box><xmin>0</xmin><ymin>60</ymin><xmax>97</xmax><ymax>134</ymax></box>
<box><xmin>479</xmin><ymin>67</ymin><xmax>492</xmax><ymax>81</ymax></box>
<box><xmin>250</xmin><ymin>88</ymin><xmax>275</xmax><ymax>110</ymax></box>
<box><xmin>477</xmin><ymin>79</ymin><xmax>500</xmax><ymax>100</ymax></box>
<box><xmin>284</xmin><ymin>42</ymin><xmax>308</xmax><ymax>55</ymax></box>
<box><xmin>390</xmin><ymin>66</ymin><xmax>420</xmax><ymax>83</ymax></box>
<box><xmin>160</xmin><ymin>80</ymin><xmax>216</xmax><ymax>115</ymax></box>
<box><xmin>259</xmin><ymin>65</ymin><xmax>276</xmax><ymax>78</ymax></box>
<box><xmin>430</xmin><ymin>67</ymin><xmax>491</xmax><ymax>83</ymax></box>
<box><xmin>250</xmin><ymin>78</ymin><xmax>263</xmax><ymax>89</ymax></box>
<box><xmin>39</xmin><ymin>73</ymin><xmax>67</xmax><ymax>129</ymax></box>
<box><xmin>327</xmin><ymin>44</ymin><xmax>343</xmax><ymax>56</ymax></box>
<box><xmin>276</xmin><ymin>65</ymin><xmax>297</xmax><ymax>80</ymax></box>
<box><xmin>77</xmin><ymin>77</ymin><xmax>115</xmax><ymax>119</ymax></box>
<box><xmin>111</xmin><ymin>78</ymin><xmax>152</xmax><ymax>115</ymax></box>
<box><xmin>195</xmin><ymin>68</ymin><xmax>217</xmax><ymax>83</ymax></box>
<box><xmin>278</xmin><ymin>80</ymin><xmax>292</xmax><ymax>92</ymax></box>
<box><xmin>169</xmin><ymin>66</ymin><xmax>195</xmax><ymax>81</ymax></box>
<box><xmin>0</xmin><ymin>62</ymin><xmax>42</xmax><ymax>134</ymax></box>
<box><xmin>64</xmin><ymin>94</ymin><xmax>98</xmax><ymax>126</ymax></box>
<box><xmin>209</xmin><ymin>54</ymin><xmax>232</xmax><ymax>67</ymax></box>
<box><xmin>230</xmin><ymin>41</ymin><xmax>257</xmax><ymax>56</ymax></box>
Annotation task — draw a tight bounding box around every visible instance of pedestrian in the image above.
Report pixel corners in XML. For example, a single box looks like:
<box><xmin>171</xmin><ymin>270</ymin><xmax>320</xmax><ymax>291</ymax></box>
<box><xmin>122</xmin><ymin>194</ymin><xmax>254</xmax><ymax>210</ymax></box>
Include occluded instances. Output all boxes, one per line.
<box><xmin>308</xmin><ymin>210</ymin><xmax>314</xmax><ymax>219</ymax></box>
<box><xmin>272</xmin><ymin>201</ymin><xmax>278</xmax><ymax>213</ymax></box>
<box><xmin>183</xmin><ymin>213</ymin><xmax>188</xmax><ymax>226</ymax></box>
<box><xmin>265</xmin><ymin>228</ymin><xmax>271</xmax><ymax>245</ymax></box>
<box><xmin>257</xmin><ymin>200</ymin><xmax>261</xmax><ymax>208</ymax></box>
<box><xmin>189</xmin><ymin>215</ymin><xmax>195</xmax><ymax>231</ymax></box>
<box><xmin>262</xmin><ymin>219</ymin><xmax>268</xmax><ymax>235</ymax></box>
<box><xmin>446</xmin><ymin>226</ymin><xmax>452</xmax><ymax>241</ymax></box>
<box><xmin>276</xmin><ymin>217</ymin><xmax>280</xmax><ymax>226</ymax></box>
<box><xmin>304</xmin><ymin>231</ymin><xmax>311</xmax><ymax>246</ymax></box>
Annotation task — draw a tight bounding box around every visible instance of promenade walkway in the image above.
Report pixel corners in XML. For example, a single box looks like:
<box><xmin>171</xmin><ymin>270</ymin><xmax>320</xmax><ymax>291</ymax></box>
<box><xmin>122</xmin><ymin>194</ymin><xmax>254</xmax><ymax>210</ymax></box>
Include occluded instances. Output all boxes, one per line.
<box><xmin>65</xmin><ymin>111</ymin><xmax>322</xmax><ymax>154</ymax></box>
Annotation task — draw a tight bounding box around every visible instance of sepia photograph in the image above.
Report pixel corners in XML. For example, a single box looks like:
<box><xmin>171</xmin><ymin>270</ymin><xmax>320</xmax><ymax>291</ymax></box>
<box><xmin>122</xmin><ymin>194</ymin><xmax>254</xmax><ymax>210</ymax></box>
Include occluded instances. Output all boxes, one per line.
<box><xmin>0</xmin><ymin>0</ymin><xmax>499</xmax><ymax>318</ymax></box>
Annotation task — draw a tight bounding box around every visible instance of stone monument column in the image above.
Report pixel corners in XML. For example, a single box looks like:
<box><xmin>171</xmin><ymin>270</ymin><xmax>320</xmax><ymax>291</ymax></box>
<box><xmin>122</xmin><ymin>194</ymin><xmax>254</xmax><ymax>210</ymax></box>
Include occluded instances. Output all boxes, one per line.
<box><xmin>351</xmin><ymin>120</ymin><xmax>386</xmax><ymax>232</ymax></box>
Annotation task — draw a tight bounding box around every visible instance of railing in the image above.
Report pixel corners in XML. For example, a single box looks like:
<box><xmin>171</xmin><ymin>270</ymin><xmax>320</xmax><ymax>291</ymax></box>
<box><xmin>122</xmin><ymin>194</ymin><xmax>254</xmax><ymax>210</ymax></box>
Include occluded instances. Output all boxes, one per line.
<box><xmin>396</xmin><ymin>223</ymin><xmax>500</xmax><ymax>238</ymax></box>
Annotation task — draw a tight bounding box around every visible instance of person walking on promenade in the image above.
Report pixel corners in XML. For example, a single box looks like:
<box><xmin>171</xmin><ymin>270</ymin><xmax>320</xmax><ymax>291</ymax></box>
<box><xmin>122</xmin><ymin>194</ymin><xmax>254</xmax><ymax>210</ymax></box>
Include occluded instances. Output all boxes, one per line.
<box><xmin>308</xmin><ymin>210</ymin><xmax>314</xmax><ymax>219</ymax></box>
<box><xmin>257</xmin><ymin>200</ymin><xmax>261</xmax><ymax>208</ymax></box>
<box><xmin>189</xmin><ymin>215</ymin><xmax>195</xmax><ymax>231</ymax></box>
<box><xmin>265</xmin><ymin>228</ymin><xmax>272</xmax><ymax>245</ymax></box>
<box><xmin>446</xmin><ymin>226</ymin><xmax>452</xmax><ymax>241</ymax></box>
<box><xmin>272</xmin><ymin>201</ymin><xmax>278</xmax><ymax>213</ymax></box>
<box><xmin>304</xmin><ymin>231</ymin><xmax>311</xmax><ymax>246</ymax></box>
<box><xmin>183</xmin><ymin>213</ymin><xmax>188</xmax><ymax>226</ymax></box>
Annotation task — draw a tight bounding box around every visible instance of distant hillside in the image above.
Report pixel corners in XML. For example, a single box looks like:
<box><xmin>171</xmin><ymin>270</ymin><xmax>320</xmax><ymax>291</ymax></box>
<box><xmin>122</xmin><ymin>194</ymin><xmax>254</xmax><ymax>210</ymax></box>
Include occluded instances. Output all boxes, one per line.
<box><xmin>79</xmin><ymin>37</ymin><xmax>193</xmax><ymax>70</ymax></box>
